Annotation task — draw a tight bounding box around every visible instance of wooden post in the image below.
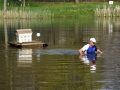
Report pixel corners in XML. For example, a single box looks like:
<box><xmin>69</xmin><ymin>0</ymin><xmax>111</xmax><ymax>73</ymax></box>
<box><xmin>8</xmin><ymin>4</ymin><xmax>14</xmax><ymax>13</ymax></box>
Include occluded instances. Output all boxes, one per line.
<box><xmin>4</xmin><ymin>0</ymin><xmax>7</xmax><ymax>13</ymax></box>
<box><xmin>23</xmin><ymin>0</ymin><xmax>25</xmax><ymax>8</ymax></box>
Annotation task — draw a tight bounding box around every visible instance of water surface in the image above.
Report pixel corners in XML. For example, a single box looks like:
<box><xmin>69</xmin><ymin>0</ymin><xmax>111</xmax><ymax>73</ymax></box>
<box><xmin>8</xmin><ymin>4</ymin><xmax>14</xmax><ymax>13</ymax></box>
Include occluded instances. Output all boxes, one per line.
<box><xmin>0</xmin><ymin>17</ymin><xmax>120</xmax><ymax>90</ymax></box>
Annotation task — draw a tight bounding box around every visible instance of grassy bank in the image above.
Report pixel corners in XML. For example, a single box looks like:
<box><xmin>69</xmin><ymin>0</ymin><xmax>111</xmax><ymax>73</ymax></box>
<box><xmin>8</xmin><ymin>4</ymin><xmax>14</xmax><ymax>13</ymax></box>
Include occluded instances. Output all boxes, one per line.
<box><xmin>1</xmin><ymin>2</ymin><xmax>120</xmax><ymax>19</ymax></box>
<box><xmin>94</xmin><ymin>5</ymin><xmax>120</xmax><ymax>17</ymax></box>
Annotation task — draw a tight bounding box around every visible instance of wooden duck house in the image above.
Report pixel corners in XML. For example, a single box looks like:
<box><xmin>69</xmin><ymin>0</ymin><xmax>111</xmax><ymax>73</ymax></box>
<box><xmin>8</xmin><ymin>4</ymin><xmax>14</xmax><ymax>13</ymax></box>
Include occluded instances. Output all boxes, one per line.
<box><xmin>8</xmin><ymin>29</ymin><xmax>48</xmax><ymax>48</ymax></box>
<box><xmin>16</xmin><ymin>29</ymin><xmax>33</xmax><ymax>43</ymax></box>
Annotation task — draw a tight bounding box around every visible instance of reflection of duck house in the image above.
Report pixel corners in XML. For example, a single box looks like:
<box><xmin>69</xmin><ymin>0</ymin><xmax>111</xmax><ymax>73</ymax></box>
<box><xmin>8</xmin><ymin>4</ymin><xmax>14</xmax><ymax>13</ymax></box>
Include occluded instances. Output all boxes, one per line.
<box><xmin>17</xmin><ymin>49</ymin><xmax>32</xmax><ymax>67</ymax></box>
<box><xmin>8</xmin><ymin>29</ymin><xmax>48</xmax><ymax>48</ymax></box>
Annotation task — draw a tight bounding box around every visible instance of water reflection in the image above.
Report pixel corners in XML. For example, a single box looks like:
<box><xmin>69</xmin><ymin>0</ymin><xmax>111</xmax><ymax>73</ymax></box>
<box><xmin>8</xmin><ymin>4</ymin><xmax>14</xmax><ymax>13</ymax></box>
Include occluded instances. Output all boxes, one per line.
<box><xmin>18</xmin><ymin>49</ymin><xmax>32</xmax><ymax>67</ymax></box>
<box><xmin>1</xmin><ymin>17</ymin><xmax>120</xmax><ymax>89</ymax></box>
<box><xmin>79</xmin><ymin>53</ymin><xmax>102</xmax><ymax>71</ymax></box>
<box><xmin>108</xmin><ymin>23</ymin><xmax>113</xmax><ymax>34</ymax></box>
<box><xmin>16</xmin><ymin>48</ymin><xmax>71</xmax><ymax>66</ymax></box>
<box><xmin>4</xmin><ymin>19</ymin><xmax>8</xmax><ymax>46</ymax></box>
<box><xmin>35</xmin><ymin>49</ymin><xmax>78</xmax><ymax>55</ymax></box>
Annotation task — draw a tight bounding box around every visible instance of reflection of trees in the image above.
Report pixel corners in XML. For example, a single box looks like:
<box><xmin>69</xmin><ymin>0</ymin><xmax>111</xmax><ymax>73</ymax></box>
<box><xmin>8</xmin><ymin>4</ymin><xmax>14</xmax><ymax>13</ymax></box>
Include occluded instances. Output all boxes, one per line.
<box><xmin>95</xmin><ymin>18</ymin><xmax>120</xmax><ymax>89</ymax></box>
<box><xmin>2</xmin><ymin>18</ymin><xmax>120</xmax><ymax>48</ymax></box>
<box><xmin>2</xmin><ymin>19</ymin><xmax>82</xmax><ymax>47</ymax></box>
<box><xmin>4</xmin><ymin>19</ymin><xmax>8</xmax><ymax>48</ymax></box>
<box><xmin>3</xmin><ymin>18</ymin><xmax>115</xmax><ymax>89</ymax></box>
<box><xmin>95</xmin><ymin>17</ymin><xmax>120</xmax><ymax>33</ymax></box>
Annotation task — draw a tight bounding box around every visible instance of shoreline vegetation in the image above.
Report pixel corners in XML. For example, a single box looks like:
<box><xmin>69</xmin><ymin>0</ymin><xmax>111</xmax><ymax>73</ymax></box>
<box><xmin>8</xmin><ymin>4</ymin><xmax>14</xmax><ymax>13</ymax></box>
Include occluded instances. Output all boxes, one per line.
<box><xmin>1</xmin><ymin>2</ymin><xmax>120</xmax><ymax>19</ymax></box>
<box><xmin>94</xmin><ymin>5</ymin><xmax>120</xmax><ymax>17</ymax></box>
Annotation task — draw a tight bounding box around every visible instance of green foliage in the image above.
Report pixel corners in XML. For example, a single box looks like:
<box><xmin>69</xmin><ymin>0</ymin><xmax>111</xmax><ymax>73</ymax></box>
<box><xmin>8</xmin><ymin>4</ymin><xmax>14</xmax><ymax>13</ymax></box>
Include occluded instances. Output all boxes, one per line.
<box><xmin>94</xmin><ymin>3</ymin><xmax>120</xmax><ymax>17</ymax></box>
<box><xmin>1</xmin><ymin>2</ymin><xmax>120</xmax><ymax>19</ymax></box>
<box><xmin>1</xmin><ymin>7</ymin><xmax>53</xmax><ymax>19</ymax></box>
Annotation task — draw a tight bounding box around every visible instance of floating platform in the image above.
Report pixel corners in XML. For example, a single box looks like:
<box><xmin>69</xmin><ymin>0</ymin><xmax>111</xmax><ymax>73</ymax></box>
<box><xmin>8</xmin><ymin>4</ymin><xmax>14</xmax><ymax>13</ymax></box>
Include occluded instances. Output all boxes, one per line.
<box><xmin>8</xmin><ymin>41</ymin><xmax>48</xmax><ymax>48</ymax></box>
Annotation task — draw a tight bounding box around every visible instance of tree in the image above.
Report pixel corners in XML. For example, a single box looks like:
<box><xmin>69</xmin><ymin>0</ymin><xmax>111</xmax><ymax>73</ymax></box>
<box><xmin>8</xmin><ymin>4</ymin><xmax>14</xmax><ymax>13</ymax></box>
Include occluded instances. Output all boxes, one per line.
<box><xmin>23</xmin><ymin>0</ymin><xmax>25</xmax><ymax>7</ymax></box>
<box><xmin>4</xmin><ymin>0</ymin><xmax>7</xmax><ymax>12</ymax></box>
<box><xmin>75</xmin><ymin>0</ymin><xmax>79</xmax><ymax>3</ymax></box>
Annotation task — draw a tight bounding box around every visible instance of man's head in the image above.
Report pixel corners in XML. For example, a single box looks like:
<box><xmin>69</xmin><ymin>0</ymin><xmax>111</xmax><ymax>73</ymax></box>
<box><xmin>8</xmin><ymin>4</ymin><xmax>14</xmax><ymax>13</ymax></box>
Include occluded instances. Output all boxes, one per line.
<box><xmin>89</xmin><ymin>38</ymin><xmax>96</xmax><ymax>46</ymax></box>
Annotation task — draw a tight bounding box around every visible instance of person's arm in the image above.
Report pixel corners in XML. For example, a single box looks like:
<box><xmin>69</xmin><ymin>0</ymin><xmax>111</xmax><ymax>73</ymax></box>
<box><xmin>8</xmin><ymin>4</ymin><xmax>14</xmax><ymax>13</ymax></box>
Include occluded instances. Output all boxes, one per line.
<box><xmin>97</xmin><ymin>49</ymin><xmax>102</xmax><ymax>53</ymax></box>
<box><xmin>79</xmin><ymin>49</ymin><xmax>84</xmax><ymax>55</ymax></box>
<box><xmin>79</xmin><ymin>44</ymin><xmax>88</xmax><ymax>55</ymax></box>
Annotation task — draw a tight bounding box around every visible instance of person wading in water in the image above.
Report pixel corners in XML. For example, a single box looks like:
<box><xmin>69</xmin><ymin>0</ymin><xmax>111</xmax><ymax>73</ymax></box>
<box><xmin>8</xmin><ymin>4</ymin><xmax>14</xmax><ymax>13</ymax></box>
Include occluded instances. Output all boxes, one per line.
<box><xmin>79</xmin><ymin>38</ymin><xmax>102</xmax><ymax>70</ymax></box>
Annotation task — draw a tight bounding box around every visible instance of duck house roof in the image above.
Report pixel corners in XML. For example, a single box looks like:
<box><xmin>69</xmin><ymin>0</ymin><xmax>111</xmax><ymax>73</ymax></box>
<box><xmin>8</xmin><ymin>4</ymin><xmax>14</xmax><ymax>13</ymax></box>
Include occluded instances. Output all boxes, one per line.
<box><xmin>16</xmin><ymin>29</ymin><xmax>32</xmax><ymax>34</ymax></box>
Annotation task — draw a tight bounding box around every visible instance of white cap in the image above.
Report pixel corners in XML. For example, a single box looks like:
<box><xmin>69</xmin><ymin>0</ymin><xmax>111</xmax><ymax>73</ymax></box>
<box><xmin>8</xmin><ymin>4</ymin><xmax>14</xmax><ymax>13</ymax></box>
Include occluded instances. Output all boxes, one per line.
<box><xmin>90</xmin><ymin>38</ymin><xmax>96</xmax><ymax>43</ymax></box>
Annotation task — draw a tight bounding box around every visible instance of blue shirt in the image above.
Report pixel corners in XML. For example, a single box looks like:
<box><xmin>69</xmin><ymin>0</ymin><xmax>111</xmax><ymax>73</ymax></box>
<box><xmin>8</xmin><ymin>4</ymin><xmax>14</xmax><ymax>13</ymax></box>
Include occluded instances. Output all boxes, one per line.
<box><xmin>87</xmin><ymin>45</ymin><xmax>97</xmax><ymax>54</ymax></box>
<box><xmin>81</xmin><ymin>44</ymin><xmax>97</xmax><ymax>60</ymax></box>
<box><xmin>82</xmin><ymin>44</ymin><xmax>97</xmax><ymax>54</ymax></box>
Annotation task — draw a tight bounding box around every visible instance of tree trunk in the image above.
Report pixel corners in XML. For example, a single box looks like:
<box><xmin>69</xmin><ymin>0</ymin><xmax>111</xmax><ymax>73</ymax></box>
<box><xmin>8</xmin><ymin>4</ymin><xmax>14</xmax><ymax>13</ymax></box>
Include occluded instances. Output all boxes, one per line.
<box><xmin>75</xmin><ymin>0</ymin><xmax>79</xmax><ymax>3</ymax></box>
<box><xmin>23</xmin><ymin>0</ymin><xmax>25</xmax><ymax>7</ymax></box>
<box><xmin>4</xmin><ymin>0</ymin><xmax>7</xmax><ymax>13</ymax></box>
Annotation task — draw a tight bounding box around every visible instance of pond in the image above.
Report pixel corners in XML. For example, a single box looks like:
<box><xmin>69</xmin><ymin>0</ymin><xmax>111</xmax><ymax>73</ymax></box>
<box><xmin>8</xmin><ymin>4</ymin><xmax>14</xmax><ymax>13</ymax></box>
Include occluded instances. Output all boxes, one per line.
<box><xmin>0</xmin><ymin>17</ymin><xmax>120</xmax><ymax>90</ymax></box>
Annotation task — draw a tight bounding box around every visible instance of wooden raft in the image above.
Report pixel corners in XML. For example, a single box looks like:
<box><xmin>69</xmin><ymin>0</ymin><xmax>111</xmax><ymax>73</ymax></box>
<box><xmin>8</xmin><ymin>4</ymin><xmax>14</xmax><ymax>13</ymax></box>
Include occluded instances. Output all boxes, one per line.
<box><xmin>8</xmin><ymin>41</ymin><xmax>48</xmax><ymax>48</ymax></box>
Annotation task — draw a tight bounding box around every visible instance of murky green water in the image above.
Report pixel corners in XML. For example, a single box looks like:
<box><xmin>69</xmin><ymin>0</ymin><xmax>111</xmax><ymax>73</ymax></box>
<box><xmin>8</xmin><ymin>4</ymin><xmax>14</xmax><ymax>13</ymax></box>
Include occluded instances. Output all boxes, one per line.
<box><xmin>0</xmin><ymin>17</ymin><xmax>120</xmax><ymax>90</ymax></box>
